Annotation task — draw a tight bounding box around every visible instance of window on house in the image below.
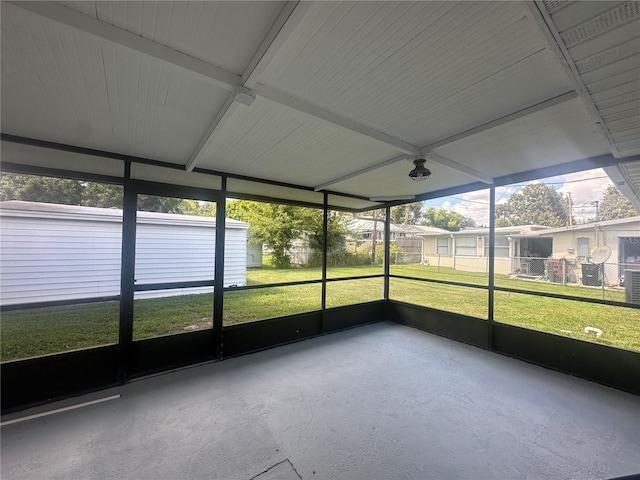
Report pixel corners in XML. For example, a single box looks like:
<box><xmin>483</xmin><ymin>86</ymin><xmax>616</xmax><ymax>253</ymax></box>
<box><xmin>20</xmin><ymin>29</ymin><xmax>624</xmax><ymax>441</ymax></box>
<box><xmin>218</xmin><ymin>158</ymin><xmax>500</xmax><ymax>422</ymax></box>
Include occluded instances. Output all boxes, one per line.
<box><xmin>437</xmin><ymin>238</ymin><xmax>449</xmax><ymax>255</ymax></box>
<box><xmin>577</xmin><ymin>237</ymin><xmax>589</xmax><ymax>257</ymax></box>
<box><xmin>455</xmin><ymin>237</ymin><xmax>477</xmax><ymax>256</ymax></box>
<box><xmin>485</xmin><ymin>236</ymin><xmax>510</xmax><ymax>258</ymax></box>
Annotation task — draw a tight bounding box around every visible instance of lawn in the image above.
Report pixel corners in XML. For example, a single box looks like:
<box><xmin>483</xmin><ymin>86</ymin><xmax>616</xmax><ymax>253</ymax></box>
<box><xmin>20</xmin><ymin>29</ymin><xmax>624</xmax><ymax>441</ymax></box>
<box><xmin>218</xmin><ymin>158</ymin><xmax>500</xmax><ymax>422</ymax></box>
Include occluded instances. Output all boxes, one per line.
<box><xmin>2</xmin><ymin>263</ymin><xmax>637</xmax><ymax>361</ymax></box>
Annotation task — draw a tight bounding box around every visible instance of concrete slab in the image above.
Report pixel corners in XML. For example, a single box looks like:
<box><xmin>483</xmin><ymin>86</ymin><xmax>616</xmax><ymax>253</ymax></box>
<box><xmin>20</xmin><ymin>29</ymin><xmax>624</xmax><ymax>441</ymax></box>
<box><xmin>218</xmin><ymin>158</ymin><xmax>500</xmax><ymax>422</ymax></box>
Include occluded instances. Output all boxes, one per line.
<box><xmin>2</xmin><ymin>322</ymin><xmax>639</xmax><ymax>480</ymax></box>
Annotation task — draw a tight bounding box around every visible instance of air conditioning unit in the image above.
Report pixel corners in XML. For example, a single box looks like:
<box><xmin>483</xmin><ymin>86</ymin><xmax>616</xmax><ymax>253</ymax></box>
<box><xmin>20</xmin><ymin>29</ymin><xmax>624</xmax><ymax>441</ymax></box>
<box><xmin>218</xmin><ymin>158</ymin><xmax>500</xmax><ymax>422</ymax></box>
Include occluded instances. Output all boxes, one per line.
<box><xmin>625</xmin><ymin>270</ymin><xmax>640</xmax><ymax>304</ymax></box>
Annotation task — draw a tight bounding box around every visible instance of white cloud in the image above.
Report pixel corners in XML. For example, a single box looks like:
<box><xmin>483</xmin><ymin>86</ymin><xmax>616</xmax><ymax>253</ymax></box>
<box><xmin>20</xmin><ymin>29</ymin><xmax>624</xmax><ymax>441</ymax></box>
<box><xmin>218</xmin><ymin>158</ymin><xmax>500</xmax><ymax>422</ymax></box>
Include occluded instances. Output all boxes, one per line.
<box><xmin>418</xmin><ymin>168</ymin><xmax>614</xmax><ymax>226</ymax></box>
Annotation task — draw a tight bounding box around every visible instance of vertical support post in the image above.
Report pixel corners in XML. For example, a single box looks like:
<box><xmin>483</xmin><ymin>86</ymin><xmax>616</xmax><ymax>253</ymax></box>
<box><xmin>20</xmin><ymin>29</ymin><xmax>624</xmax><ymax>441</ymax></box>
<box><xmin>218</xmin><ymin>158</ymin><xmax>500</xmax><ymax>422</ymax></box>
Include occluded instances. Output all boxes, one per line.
<box><xmin>488</xmin><ymin>186</ymin><xmax>496</xmax><ymax>350</ymax></box>
<box><xmin>383</xmin><ymin>206</ymin><xmax>391</xmax><ymax>301</ymax></box>
<box><xmin>118</xmin><ymin>161</ymin><xmax>136</xmax><ymax>383</ymax></box>
<box><xmin>562</xmin><ymin>258</ymin><xmax>567</xmax><ymax>285</ymax></box>
<box><xmin>213</xmin><ymin>177</ymin><xmax>227</xmax><ymax>359</ymax></box>
<box><xmin>321</xmin><ymin>193</ymin><xmax>328</xmax><ymax>334</ymax></box>
<box><xmin>452</xmin><ymin>236</ymin><xmax>456</xmax><ymax>270</ymax></box>
<box><xmin>371</xmin><ymin>210</ymin><xmax>378</xmax><ymax>265</ymax></box>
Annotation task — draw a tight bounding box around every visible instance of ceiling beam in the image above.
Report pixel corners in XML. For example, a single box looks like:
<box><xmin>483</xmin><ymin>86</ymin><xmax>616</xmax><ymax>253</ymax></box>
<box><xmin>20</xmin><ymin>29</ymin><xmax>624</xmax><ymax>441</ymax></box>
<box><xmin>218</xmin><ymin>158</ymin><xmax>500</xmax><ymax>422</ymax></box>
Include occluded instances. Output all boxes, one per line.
<box><xmin>314</xmin><ymin>154</ymin><xmax>409</xmax><ymax>191</ymax></box>
<box><xmin>421</xmin><ymin>91</ymin><xmax>578</xmax><ymax>152</ymax></box>
<box><xmin>256</xmin><ymin>85</ymin><xmax>421</xmax><ymax>156</ymax></box>
<box><xmin>10</xmin><ymin>1</ymin><xmax>240</xmax><ymax>92</ymax></box>
<box><xmin>525</xmin><ymin>1</ymin><xmax>622</xmax><ymax>158</ymax></box>
<box><xmin>185</xmin><ymin>94</ymin><xmax>239</xmax><ymax>172</ymax></box>
<box><xmin>425</xmin><ymin>153</ymin><xmax>494</xmax><ymax>184</ymax></box>
<box><xmin>186</xmin><ymin>2</ymin><xmax>308</xmax><ymax>172</ymax></box>
<box><xmin>241</xmin><ymin>1</ymin><xmax>313</xmax><ymax>89</ymax></box>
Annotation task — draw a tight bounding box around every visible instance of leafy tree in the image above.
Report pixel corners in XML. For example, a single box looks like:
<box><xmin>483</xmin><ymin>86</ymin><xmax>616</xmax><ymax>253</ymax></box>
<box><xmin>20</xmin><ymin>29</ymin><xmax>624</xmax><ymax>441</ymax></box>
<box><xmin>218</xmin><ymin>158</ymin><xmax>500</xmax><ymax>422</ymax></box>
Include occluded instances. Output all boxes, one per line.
<box><xmin>83</xmin><ymin>181</ymin><xmax>124</xmax><ymax>208</ymax></box>
<box><xmin>1</xmin><ymin>173</ymin><xmax>86</xmax><ymax>205</ymax></box>
<box><xmin>226</xmin><ymin>200</ymin><xmax>316</xmax><ymax>268</ymax></box>
<box><xmin>598</xmin><ymin>184</ymin><xmax>639</xmax><ymax>221</ymax></box>
<box><xmin>0</xmin><ymin>172</ymin><xmax>214</xmax><ymax>214</ymax></box>
<box><xmin>307</xmin><ymin>210</ymin><xmax>350</xmax><ymax>253</ymax></box>
<box><xmin>390</xmin><ymin>203</ymin><xmax>423</xmax><ymax>225</ymax></box>
<box><xmin>421</xmin><ymin>207</ymin><xmax>472</xmax><ymax>231</ymax></box>
<box><xmin>462</xmin><ymin>216</ymin><xmax>477</xmax><ymax>228</ymax></box>
<box><xmin>495</xmin><ymin>183</ymin><xmax>570</xmax><ymax>227</ymax></box>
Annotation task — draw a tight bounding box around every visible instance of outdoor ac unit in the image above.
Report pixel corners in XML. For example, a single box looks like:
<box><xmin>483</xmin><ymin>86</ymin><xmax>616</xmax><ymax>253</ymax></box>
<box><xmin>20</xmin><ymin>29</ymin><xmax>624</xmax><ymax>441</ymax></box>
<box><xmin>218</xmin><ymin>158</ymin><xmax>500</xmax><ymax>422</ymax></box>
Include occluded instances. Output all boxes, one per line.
<box><xmin>625</xmin><ymin>270</ymin><xmax>640</xmax><ymax>305</ymax></box>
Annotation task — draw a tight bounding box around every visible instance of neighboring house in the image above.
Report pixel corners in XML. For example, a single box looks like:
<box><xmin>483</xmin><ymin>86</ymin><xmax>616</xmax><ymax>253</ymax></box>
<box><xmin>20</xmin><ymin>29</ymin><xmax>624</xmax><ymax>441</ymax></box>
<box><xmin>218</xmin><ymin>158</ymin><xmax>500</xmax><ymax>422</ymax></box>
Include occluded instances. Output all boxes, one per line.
<box><xmin>534</xmin><ymin>216</ymin><xmax>640</xmax><ymax>285</ymax></box>
<box><xmin>419</xmin><ymin>225</ymin><xmax>550</xmax><ymax>275</ymax></box>
<box><xmin>417</xmin><ymin>216</ymin><xmax>640</xmax><ymax>285</ymax></box>
<box><xmin>0</xmin><ymin>201</ymin><xmax>249</xmax><ymax>306</ymax></box>
<box><xmin>346</xmin><ymin>217</ymin><xmax>407</xmax><ymax>242</ymax></box>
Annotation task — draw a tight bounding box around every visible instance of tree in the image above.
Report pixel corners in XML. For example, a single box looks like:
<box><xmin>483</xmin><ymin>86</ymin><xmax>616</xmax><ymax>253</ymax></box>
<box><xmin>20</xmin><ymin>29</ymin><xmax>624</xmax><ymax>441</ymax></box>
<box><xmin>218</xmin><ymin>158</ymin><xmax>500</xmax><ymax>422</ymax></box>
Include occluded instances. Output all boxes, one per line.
<box><xmin>421</xmin><ymin>207</ymin><xmax>473</xmax><ymax>231</ymax></box>
<box><xmin>495</xmin><ymin>183</ymin><xmax>570</xmax><ymax>227</ymax></box>
<box><xmin>1</xmin><ymin>173</ymin><xmax>86</xmax><ymax>205</ymax></box>
<box><xmin>598</xmin><ymin>184</ymin><xmax>639</xmax><ymax>221</ymax></box>
<box><xmin>390</xmin><ymin>203</ymin><xmax>423</xmax><ymax>225</ymax></box>
<box><xmin>307</xmin><ymin>210</ymin><xmax>350</xmax><ymax>253</ymax></box>
<box><xmin>226</xmin><ymin>200</ymin><xmax>316</xmax><ymax>268</ymax></box>
<box><xmin>0</xmin><ymin>172</ymin><xmax>211</xmax><ymax>214</ymax></box>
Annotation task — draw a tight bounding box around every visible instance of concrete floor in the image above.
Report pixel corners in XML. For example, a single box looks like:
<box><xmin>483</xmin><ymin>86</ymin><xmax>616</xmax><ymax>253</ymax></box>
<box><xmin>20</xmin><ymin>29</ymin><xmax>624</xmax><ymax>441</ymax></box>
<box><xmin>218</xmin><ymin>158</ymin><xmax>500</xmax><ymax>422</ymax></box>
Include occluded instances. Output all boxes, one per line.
<box><xmin>2</xmin><ymin>322</ymin><xmax>639</xmax><ymax>480</ymax></box>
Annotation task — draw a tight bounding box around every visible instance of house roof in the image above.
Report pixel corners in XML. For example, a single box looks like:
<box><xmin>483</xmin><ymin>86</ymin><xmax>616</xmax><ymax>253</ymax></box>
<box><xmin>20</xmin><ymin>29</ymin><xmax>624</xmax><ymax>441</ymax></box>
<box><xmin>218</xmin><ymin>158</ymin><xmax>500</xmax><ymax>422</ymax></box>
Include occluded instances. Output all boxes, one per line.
<box><xmin>404</xmin><ymin>225</ymin><xmax>450</xmax><ymax>235</ymax></box>
<box><xmin>417</xmin><ymin>225</ymin><xmax>550</xmax><ymax>237</ymax></box>
<box><xmin>1</xmin><ymin>2</ymin><xmax>639</xmax><ymax>209</ymax></box>
<box><xmin>346</xmin><ymin>217</ymin><xmax>406</xmax><ymax>234</ymax></box>
<box><xmin>533</xmin><ymin>216</ymin><xmax>640</xmax><ymax>236</ymax></box>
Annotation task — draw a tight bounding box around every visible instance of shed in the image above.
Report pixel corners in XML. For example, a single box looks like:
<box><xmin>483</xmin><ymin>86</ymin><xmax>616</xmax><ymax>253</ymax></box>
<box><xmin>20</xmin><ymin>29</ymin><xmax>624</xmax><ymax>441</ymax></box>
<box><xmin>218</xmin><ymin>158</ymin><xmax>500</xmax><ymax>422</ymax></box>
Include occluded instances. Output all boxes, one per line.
<box><xmin>0</xmin><ymin>201</ymin><xmax>248</xmax><ymax>306</ymax></box>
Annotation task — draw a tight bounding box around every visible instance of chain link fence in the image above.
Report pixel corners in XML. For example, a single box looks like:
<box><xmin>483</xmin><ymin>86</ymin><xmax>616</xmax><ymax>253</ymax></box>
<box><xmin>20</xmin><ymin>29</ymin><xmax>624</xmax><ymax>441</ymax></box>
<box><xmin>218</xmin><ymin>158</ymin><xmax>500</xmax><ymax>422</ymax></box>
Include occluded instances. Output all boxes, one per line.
<box><xmin>513</xmin><ymin>257</ymin><xmax>629</xmax><ymax>287</ymax></box>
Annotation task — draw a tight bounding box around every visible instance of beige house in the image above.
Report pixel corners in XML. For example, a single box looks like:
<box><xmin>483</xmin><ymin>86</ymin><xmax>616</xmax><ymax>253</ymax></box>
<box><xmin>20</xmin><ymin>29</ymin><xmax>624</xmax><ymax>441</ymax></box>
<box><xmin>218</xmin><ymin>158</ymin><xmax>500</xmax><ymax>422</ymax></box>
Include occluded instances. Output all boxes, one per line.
<box><xmin>418</xmin><ymin>226</ymin><xmax>549</xmax><ymax>275</ymax></box>
<box><xmin>418</xmin><ymin>217</ymin><xmax>640</xmax><ymax>285</ymax></box>
<box><xmin>534</xmin><ymin>216</ymin><xmax>640</xmax><ymax>285</ymax></box>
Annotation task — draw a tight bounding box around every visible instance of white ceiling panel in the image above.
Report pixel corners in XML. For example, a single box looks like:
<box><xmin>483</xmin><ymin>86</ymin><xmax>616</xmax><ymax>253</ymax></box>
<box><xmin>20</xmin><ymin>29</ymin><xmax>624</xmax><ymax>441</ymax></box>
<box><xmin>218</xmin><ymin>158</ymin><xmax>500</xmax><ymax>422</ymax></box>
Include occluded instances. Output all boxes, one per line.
<box><xmin>197</xmin><ymin>97</ymin><xmax>401</xmax><ymax>187</ymax></box>
<box><xmin>542</xmin><ymin>0</ymin><xmax>640</xmax><ymax>160</ymax></box>
<box><xmin>1</xmin><ymin>2</ymin><xmax>228</xmax><ymax>164</ymax></box>
<box><xmin>434</xmin><ymin>99</ymin><xmax>611</xmax><ymax>176</ymax></box>
<box><xmin>258</xmin><ymin>1</ymin><xmax>572</xmax><ymax>146</ymax></box>
<box><xmin>57</xmin><ymin>1</ymin><xmax>286</xmax><ymax>75</ymax></box>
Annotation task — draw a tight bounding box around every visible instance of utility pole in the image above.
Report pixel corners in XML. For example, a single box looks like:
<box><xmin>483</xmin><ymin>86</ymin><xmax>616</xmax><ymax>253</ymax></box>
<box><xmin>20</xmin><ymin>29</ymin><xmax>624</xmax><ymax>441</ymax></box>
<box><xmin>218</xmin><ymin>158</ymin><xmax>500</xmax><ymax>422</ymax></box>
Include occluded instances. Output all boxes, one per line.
<box><xmin>567</xmin><ymin>192</ymin><xmax>573</xmax><ymax>226</ymax></box>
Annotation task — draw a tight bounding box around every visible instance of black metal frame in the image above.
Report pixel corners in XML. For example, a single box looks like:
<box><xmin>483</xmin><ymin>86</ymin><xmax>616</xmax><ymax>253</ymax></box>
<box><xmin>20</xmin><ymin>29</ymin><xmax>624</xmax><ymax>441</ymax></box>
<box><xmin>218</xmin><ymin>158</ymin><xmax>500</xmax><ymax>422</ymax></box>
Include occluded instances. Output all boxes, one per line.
<box><xmin>1</xmin><ymin>134</ymin><xmax>639</xmax><ymax>413</ymax></box>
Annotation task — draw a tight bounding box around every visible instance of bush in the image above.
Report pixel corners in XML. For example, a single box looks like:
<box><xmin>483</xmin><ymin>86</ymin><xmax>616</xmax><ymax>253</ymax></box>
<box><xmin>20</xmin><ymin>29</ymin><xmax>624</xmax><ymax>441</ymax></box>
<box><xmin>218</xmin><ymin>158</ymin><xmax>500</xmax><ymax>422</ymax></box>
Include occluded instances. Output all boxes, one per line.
<box><xmin>308</xmin><ymin>249</ymin><xmax>371</xmax><ymax>267</ymax></box>
<box><xmin>371</xmin><ymin>242</ymin><xmax>404</xmax><ymax>265</ymax></box>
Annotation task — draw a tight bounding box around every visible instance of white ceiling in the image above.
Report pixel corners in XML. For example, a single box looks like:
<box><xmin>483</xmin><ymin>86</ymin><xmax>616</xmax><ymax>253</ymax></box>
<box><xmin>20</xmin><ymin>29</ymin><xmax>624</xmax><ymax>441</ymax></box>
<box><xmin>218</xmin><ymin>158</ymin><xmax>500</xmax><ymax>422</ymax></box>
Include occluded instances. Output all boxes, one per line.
<box><xmin>1</xmin><ymin>1</ymin><xmax>639</xmax><ymax>210</ymax></box>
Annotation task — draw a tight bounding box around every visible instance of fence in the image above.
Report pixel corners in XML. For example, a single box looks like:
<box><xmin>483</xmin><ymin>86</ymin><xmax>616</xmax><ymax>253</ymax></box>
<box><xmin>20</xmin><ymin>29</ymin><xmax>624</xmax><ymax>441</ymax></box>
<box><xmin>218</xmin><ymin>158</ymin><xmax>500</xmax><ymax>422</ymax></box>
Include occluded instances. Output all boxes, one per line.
<box><xmin>394</xmin><ymin>237</ymin><xmax>422</xmax><ymax>264</ymax></box>
<box><xmin>513</xmin><ymin>257</ymin><xmax>631</xmax><ymax>287</ymax></box>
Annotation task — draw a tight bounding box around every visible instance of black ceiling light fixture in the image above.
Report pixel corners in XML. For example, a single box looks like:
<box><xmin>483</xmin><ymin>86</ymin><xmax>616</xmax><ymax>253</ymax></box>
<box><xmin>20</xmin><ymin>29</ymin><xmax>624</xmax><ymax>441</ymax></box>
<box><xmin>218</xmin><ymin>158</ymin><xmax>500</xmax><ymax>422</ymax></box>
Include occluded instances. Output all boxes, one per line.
<box><xmin>409</xmin><ymin>156</ymin><xmax>431</xmax><ymax>181</ymax></box>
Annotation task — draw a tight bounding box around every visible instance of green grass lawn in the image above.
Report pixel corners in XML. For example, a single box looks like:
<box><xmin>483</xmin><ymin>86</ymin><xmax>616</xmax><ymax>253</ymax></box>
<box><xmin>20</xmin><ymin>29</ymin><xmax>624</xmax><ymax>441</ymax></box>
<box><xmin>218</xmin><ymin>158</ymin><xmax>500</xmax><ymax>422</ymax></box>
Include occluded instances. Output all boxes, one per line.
<box><xmin>2</xmin><ymin>263</ymin><xmax>637</xmax><ymax>361</ymax></box>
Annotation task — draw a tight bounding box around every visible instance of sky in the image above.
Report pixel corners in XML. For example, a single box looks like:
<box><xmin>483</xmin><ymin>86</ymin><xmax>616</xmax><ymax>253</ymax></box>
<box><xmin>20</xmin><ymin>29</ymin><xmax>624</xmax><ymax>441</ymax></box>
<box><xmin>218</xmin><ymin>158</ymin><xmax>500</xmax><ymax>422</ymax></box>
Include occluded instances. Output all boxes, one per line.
<box><xmin>421</xmin><ymin>168</ymin><xmax>614</xmax><ymax>227</ymax></box>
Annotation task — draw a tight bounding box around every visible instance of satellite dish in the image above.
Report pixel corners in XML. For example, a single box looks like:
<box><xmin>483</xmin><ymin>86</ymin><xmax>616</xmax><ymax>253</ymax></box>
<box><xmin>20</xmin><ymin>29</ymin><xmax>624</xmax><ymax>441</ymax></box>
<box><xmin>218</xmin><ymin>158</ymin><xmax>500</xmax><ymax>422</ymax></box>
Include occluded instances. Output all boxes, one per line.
<box><xmin>590</xmin><ymin>245</ymin><xmax>612</xmax><ymax>264</ymax></box>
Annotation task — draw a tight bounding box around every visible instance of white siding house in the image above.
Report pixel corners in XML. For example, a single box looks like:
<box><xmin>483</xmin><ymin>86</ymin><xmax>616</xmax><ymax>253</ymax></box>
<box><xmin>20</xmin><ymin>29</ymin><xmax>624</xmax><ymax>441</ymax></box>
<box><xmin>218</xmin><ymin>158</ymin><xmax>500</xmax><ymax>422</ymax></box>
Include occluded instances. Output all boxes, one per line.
<box><xmin>0</xmin><ymin>201</ymin><xmax>248</xmax><ymax>306</ymax></box>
